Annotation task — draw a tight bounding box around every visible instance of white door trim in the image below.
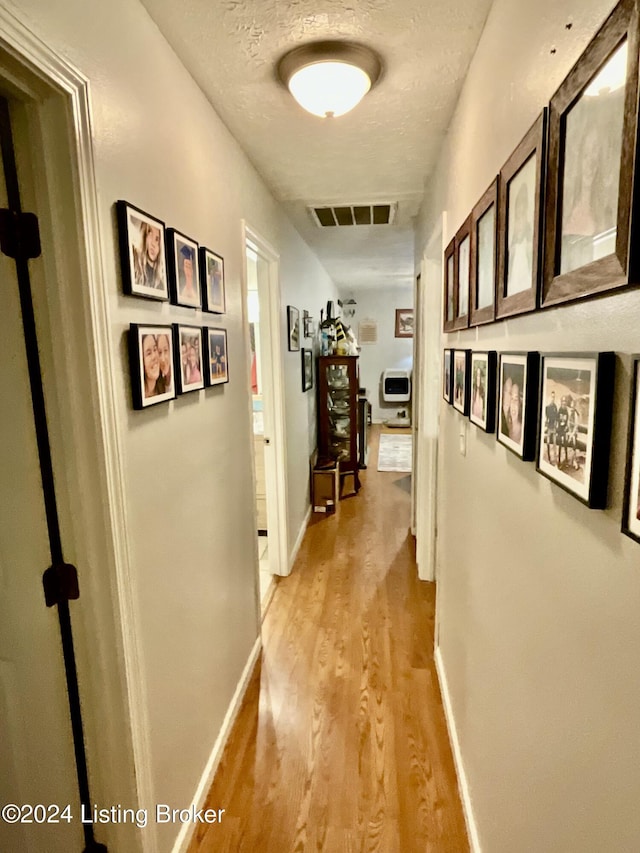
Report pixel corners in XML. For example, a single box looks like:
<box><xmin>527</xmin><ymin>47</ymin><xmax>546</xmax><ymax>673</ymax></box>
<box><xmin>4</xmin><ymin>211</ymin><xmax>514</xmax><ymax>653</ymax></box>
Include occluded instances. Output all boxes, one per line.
<box><xmin>0</xmin><ymin>7</ymin><xmax>152</xmax><ymax>851</ymax></box>
<box><xmin>241</xmin><ymin>221</ymin><xmax>290</xmax><ymax>577</ymax></box>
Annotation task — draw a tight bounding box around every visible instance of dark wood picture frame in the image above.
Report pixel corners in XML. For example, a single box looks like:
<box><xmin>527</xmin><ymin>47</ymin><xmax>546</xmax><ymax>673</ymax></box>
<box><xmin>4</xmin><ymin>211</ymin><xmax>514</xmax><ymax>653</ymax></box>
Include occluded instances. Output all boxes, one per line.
<box><xmin>443</xmin><ymin>348</ymin><xmax>453</xmax><ymax>404</ymax></box>
<box><xmin>452</xmin><ymin>216</ymin><xmax>471</xmax><ymax>330</ymax></box>
<box><xmin>496</xmin><ymin>111</ymin><xmax>547</xmax><ymax>320</ymax></box>
<box><xmin>395</xmin><ymin>308</ymin><xmax>414</xmax><ymax>338</ymax></box>
<box><xmin>622</xmin><ymin>356</ymin><xmax>640</xmax><ymax>541</ymax></box>
<box><xmin>497</xmin><ymin>352</ymin><xmax>540</xmax><ymax>460</ymax></box>
<box><xmin>287</xmin><ymin>305</ymin><xmax>300</xmax><ymax>352</ymax></box>
<box><xmin>469</xmin><ymin>351</ymin><xmax>497</xmax><ymax>433</ymax></box>
<box><xmin>443</xmin><ymin>237</ymin><xmax>456</xmax><ymax>332</ymax></box>
<box><xmin>542</xmin><ymin>0</ymin><xmax>640</xmax><ymax>308</ymax></box>
<box><xmin>204</xmin><ymin>327</ymin><xmax>229</xmax><ymax>387</ymax></box>
<box><xmin>469</xmin><ymin>179</ymin><xmax>498</xmax><ymax>326</ymax></box>
<box><xmin>301</xmin><ymin>348</ymin><xmax>313</xmax><ymax>391</ymax></box>
<box><xmin>167</xmin><ymin>229</ymin><xmax>201</xmax><ymax>309</ymax></box>
<box><xmin>452</xmin><ymin>349</ymin><xmax>471</xmax><ymax>415</ymax></box>
<box><xmin>173</xmin><ymin>324</ymin><xmax>205</xmax><ymax>394</ymax></box>
<box><xmin>535</xmin><ymin>352</ymin><xmax>615</xmax><ymax>508</ymax></box>
<box><xmin>117</xmin><ymin>201</ymin><xmax>169</xmax><ymax>300</ymax></box>
<box><xmin>128</xmin><ymin>324</ymin><xmax>176</xmax><ymax>409</ymax></box>
<box><xmin>199</xmin><ymin>247</ymin><xmax>226</xmax><ymax>314</ymax></box>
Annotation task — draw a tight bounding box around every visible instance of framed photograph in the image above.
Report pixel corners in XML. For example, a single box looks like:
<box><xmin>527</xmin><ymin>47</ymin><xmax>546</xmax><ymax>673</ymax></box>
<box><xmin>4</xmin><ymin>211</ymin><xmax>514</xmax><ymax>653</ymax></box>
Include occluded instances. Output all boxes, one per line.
<box><xmin>116</xmin><ymin>201</ymin><xmax>168</xmax><ymax>300</ymax></box>
<box><xmin>174</xmin><ymin>324</ymin><xmax>205</xmax><ymax>394</ymax></box>
<box><xmin>443</xmin><ymin>237</ymin><xmax>456</xmax><ymax>333</ymax></box>
<box><xmin>469</xmin><ymin>179</ymin><xmax>498</xmax><ymax>326</ymax></box>
<box><xmin>497</xmin><ymin>352</ymin><xmax>540</xmax><ymax>459</ymax></box>
<box><xmin>542</xmin><ymin>1</ymin><xmax>640</xmax><ymax>308</ymax></box>
<box><xmin>453</xmin><ymin>216</ymin><xmax>471</xmax><ymax>330</ymax></box>
<box><xmin>496</xmin><ymin>111</ymin><xmax>547</xmax><ymax>320</ymax></box>
<box><xmin>128</xmin><ymin>324</ymin><xmax>175</xmax><ymax>409</ymax></box>
<box><xmin>200</xmin><ymin>247</ymin><xmax>226</xmax><ymax>314</ymax></box>
<box><xmin>395</xmin><ymin>308</ymin><xmax>414</xmax><ymax>338</ymax></box>
<box><xmin>167</xmin><ymin>229</ymin><xmax>201</xmax><ymax>308</ymax></box>
<box><xmin>302</xmin><ymin>348</ymin><xmax>313</xmax><ymax>391</ymax></box>
<box><xmin>443</xmin><ymin>348</ymin><xmax>453</xmax><ymax>404</ymax></box>
<box><xmin>303</xmin><ymin>310</ymin><xmax>314</xmax><ymax>338</ymax></box>
<box><xmin>469</xmin><ymin>351</ymin><xmax>497</xmax><ymax>433</ymax></box>
<box><xmin>622</xmin><ymin>357</ymin><xmax>640</xmax><ymax>541</ymax></box>
<box><xmin>205</xmin><ymin>328</ymin><xmax>229</xmax><ymax>386</ymax></box>
<box><xmin>287</xmin><ymin>305</ymin><xmax>300</xmax><ymax>352</ymax></box>
<box><xmin>536</xmin><ymin>353</ymin><xmax>614</xmax><ymax>507</ymax></box>
<box><xmin>452</xmin><ymin>349</ymin><xmax>470</xmax><ymax>415</ymax></box>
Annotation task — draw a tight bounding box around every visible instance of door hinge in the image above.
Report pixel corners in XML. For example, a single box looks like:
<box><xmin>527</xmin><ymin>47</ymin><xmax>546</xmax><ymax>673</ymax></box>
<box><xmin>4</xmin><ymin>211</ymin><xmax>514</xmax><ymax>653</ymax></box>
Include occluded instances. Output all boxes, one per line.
<box><xmin>43</xmin><ymin>562</ymin><xmax>80</xmax><ymax>607</ymax></box>
<box><xmin>0</xmin><ymin>208</ymin><xmax>41</xmax><ymax>259</ymax></box>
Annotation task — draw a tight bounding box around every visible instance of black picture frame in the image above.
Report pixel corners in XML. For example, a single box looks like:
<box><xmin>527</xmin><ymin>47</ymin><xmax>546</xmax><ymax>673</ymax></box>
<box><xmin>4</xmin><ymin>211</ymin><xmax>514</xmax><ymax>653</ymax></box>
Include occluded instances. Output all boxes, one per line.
<box><xmin>452</xmin><ymin>349</ymin><xmax>471</xmax><ymax>415</ymax></box>
<box><xmin>496</xmin><ymin>111</ymin><xmax>547</xmax><ymax>320</ymax></box>
<box><xmin>542</xmin><ymin>0</ymin><xmax>640</xmax><ymax>308</ymax></box>
<box><xmin>536</xmin><ymin>352</ymin><xmax>615</xmax><ymax>508</ymax></box>
<box><xmin>199</xmin><ymin>247</ymin><xmax>226</xmax><ymax>314</ymax></box>
<box><xmin>128</xmin><ymin>324</ymin><xmax>176</xmax><ymax>409</ymax></box>
<box><xmin>622</xmin><ymin>356</ymin><xmax>640</xmax><ymax>541</ymax></box>
<box><xmin>443</xmin><ymin>348</ymin><xmax>453</xmax><ymax>404</ymax></box>
<box><xmin>287</xmin><ymin>305</ymin><xmax>300</xmax><ymax>352</ymax></box>
<box><xmin>302</xmin><ymin>349</ymin><xmax>313</xmax><ymax>391</ymax></box>
<box><xmin>167</xmin><ymin>229</ymin><xmax>201</xmax><ymax>308</ymax></box>
<box><xmin>469</xmin><ymin>179</ymin><xmax>498</xmax><ymax>326</ymax></box>
<box><xmin>204</xmin><ymin>327</ymin><xmax>229</xmax><ymax>387</ymax></box>
<box><xmin>469</xmin><ymin>351</ymin><xmax>497</xmax><ymax>433</ymax></box>
<box><xmin>497</xmin><ymin>352</ymin><xmax>540</xmax><ymax>460</ymax></box>
<box><xmin>173</xmin><ymin>324</ymin><xmax>205</xmax><ymax>394</ymax></box>
<box><xmin>117</xmin><ymin>201</ymin><xmax>168</xmax><ymax>300</ymax></box>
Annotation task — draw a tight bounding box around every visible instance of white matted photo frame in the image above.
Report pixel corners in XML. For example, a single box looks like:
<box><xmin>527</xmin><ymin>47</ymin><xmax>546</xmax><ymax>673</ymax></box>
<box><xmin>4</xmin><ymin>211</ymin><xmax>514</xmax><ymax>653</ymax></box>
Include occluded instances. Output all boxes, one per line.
<box><xmin>452</xmin><ymin>349</ymin><xmax>470</xmax><ymax>415</ymax></box>
<box><xmin>443</xmin><ymin>348</ymin><xmax>453</xmax><ymax>404</ymax></box>
<box><xmin>117</xmin><ymin>201</ymin><xmax>168</xmax><ymax>300</ymax></box>
<box><xmin>497</xmin><ymin>352</ymin><xmax>539</xmax><ymax>459</ymax></box>
<box><xmin>536</xmin><ymin>352</ymin><xmax>615</xmax><ymax>508</ymax></box>
<box><xmin>205</xmin><ymin>328</ymin><xmax>229</xmax><ymax>386</ymax></box>
<box><xmin>173</xmin><ymin>324</ymin><xmax>205</xmax><ymax>394</ymax></box>
<box><xmin>167</xmin><ymin>229</ymin><xmax>201</xmax><ymax>308</ymax></box>
<box><xmin>622</xmin><ymin>356</ymin><xmax>640</xmax><ymax>541</ymax></box>
<box><xmin>287</xmin><ymin>305</ymin><xmax>300</xmax><ymax>352</ymax></box>
<box><xmin>128</xmin><ymin>324</ymin><xmax>176</xmax><ymax>409</ymax></box>
<box><xmin>469</xmin><ymin>178</ymin><xmax>498</xmax><ymax>326</ymax></box>
<box><xmin>469</xmin><ymin>351</ymin><xmax>497</xmax><ymax>433</ymax></box>
<box><xmin>200</xmin><ymin>247</ymin><xmax>226</xmax><ymax>314</ymax></box>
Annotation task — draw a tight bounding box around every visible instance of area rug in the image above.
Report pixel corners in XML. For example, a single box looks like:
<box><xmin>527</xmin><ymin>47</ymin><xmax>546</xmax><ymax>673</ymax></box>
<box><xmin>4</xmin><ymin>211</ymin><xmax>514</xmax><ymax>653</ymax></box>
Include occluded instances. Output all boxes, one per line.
<box><xmin>377</xmin><ymin>433</ymin><xmax>413</xmax><ymax>472</ymax></box>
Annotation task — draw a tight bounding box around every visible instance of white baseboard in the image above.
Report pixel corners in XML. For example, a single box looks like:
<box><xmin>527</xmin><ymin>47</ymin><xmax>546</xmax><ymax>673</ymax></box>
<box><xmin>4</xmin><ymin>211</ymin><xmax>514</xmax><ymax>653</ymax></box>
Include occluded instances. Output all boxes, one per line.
<box><xmin>289</xmin><ymin>505</ymin><xmax>311</xmax><ymax>572</ymax></box>
<box><xmin>170</xmin><ymin>636</ymin><xmax>262</xmax><ymax>853</ymax></box>
<box><xmin>434</xmin><ymin>646</ymin><xmax>482</xmax><ymax>853</ymax></box>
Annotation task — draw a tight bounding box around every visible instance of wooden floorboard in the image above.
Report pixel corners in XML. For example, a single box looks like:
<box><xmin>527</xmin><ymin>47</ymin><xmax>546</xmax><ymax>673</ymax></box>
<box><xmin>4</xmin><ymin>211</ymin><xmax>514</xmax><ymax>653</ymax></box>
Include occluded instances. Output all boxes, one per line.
<box><xmin>189</xmin><ymin>426</ymin><xmax>469</xmax><ymax>853</ymax></box>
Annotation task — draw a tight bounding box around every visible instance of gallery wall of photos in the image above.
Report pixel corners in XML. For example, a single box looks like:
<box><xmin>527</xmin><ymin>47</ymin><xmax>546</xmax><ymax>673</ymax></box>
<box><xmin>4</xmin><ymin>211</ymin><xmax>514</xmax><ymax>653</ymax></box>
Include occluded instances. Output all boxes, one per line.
<box><xmin>116</xmin><ymin>200</ymin><xmax>229</xmax><ymax>410</ymax></box>
<box><xmin>441</xmin><ymin>0</ymin><xmax>640</xmax><ymax>544</ymax></box>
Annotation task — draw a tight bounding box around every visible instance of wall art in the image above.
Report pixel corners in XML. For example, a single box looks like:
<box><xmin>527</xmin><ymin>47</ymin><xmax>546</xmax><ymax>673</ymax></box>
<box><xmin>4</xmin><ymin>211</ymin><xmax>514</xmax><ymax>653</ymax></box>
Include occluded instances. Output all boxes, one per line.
<box><xmin>497</xmin><ymin>352</ymin><xmax>539</xmax><ymax>459</ymax></box>
<box><xmin>128</xmin><ymin>324</ymin><xmax>175</xmax><ymax>409</ymax></box>
<box><xmin>117</xmin><ymin>201</ymin><xmax>168</xmax><ymax>300</ymax></box>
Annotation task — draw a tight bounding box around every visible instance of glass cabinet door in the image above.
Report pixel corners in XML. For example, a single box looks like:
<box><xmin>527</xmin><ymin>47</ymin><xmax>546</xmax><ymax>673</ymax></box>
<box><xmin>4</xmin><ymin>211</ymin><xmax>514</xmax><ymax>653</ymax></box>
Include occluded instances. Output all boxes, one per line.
<box><xmin>325</xmin><ymin>363</ymin><xmax>351</xmax><ymax>460</ymax></box>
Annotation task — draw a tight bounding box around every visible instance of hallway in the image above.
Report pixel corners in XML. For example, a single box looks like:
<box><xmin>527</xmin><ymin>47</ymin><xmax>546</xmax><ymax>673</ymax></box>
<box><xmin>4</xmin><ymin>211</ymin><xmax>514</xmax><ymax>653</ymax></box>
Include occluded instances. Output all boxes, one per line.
<box><xmin>190</xmin><ymin>427</ymin><xmax>468</xmax><ymax>852</ymax></box>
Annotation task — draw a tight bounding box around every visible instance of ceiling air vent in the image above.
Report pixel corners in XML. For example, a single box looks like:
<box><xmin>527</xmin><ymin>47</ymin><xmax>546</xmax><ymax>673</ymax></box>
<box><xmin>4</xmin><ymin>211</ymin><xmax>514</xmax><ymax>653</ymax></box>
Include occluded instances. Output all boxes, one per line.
<box><xmin>310</xmin><ymin>203</ymin><xmax>397</xmax><ymax>227</ymax></box>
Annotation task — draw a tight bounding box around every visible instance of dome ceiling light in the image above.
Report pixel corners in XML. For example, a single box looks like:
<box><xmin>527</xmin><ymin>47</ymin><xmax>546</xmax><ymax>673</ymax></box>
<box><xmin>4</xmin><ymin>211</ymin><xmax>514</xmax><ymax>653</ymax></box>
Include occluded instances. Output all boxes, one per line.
<box><xmin>277</xmin><ymin>41</ymin><xmax>382</xmax><ymax>118</ymax></box>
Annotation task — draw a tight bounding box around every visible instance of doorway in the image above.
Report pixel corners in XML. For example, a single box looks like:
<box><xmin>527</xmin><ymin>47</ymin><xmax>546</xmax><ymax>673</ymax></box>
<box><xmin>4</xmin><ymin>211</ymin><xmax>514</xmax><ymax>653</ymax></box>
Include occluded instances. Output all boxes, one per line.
<box><xmin>243</xmin><ymin>223</ymin><xmax>289</xmax><ymax>612</ymax></box>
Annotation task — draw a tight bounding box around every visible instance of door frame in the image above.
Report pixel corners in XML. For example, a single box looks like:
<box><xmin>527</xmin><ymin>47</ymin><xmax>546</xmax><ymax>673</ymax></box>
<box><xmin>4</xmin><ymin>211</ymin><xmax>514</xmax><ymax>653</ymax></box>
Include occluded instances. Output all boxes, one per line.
<box><xmin>0</xmin><ymin>8</ymin><xmax>150</xmax><ymax>852</ymax></box>
<box><xmin>241</xmin><ymin>221</ymin><xmax>290</xmax><ymax>577</ymax></box>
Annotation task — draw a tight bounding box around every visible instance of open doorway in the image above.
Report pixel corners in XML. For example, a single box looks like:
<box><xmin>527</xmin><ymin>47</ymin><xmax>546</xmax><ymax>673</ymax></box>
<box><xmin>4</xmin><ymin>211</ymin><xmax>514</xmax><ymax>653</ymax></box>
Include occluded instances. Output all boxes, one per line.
<box><xmin>243</xmin><ymin>224</ymin><xmax>289</xmax><ymax>613</ymax></box>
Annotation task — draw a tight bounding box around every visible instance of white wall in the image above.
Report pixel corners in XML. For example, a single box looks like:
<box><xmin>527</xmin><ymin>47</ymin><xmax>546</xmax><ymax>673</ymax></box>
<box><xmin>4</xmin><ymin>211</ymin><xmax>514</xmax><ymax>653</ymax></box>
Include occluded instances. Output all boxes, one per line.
<box><xmin>2</xmin><ymin>1</ymin><xmax>337</xmax><ymax>850</ymax></box>
<box><xmin>416</xmin><ymin>1</ymin><xmax>640</xmax><ymax>851</ymax></box>
<box><xmin>346</xmin><ymin>285</ymin><xmax>414</xmax><ymax>422</ymax></box>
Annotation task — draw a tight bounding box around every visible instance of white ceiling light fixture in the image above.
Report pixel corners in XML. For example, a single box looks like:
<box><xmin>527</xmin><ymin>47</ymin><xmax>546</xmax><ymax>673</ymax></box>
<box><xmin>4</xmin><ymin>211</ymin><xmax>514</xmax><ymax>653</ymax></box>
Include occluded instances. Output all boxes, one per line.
<box><xmin>277</xmin><ymin>41</ymin><xmax>382</xmax><ymax>118</ymax></box>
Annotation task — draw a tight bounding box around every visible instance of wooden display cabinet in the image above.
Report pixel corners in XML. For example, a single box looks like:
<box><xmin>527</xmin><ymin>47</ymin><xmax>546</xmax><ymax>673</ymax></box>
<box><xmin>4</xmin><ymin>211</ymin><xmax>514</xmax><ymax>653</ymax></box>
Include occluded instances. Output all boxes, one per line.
<box><xmin>317</xmin><ymin>355</ymin><xmax>360</xmax><ymax>494</ymax></box>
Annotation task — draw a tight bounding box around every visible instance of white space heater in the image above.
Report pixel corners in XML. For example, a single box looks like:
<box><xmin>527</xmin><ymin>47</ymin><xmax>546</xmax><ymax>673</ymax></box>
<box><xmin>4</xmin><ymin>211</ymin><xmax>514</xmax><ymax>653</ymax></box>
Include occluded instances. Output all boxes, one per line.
<box><xmin>382</xmin><ymin>369</ymin><xmax>411</xmax><ymax>403</ymax></box>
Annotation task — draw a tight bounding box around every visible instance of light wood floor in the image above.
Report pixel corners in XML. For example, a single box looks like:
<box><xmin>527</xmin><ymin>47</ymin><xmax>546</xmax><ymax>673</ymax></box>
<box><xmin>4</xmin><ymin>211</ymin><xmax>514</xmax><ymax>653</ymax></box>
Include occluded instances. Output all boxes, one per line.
<box><xmin>189</xmin><ymin>426</ymin><xmax>469</xmax><ymax>852</ymax></box>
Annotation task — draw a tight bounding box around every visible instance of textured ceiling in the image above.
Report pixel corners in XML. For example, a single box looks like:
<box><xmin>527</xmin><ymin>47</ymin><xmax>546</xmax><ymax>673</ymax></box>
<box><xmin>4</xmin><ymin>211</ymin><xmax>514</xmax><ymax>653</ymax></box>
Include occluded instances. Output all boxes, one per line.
<box><xmin>140</xmin><ymin>0</ymin><xmax>494</xmax><ymax>291</ymax></box>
